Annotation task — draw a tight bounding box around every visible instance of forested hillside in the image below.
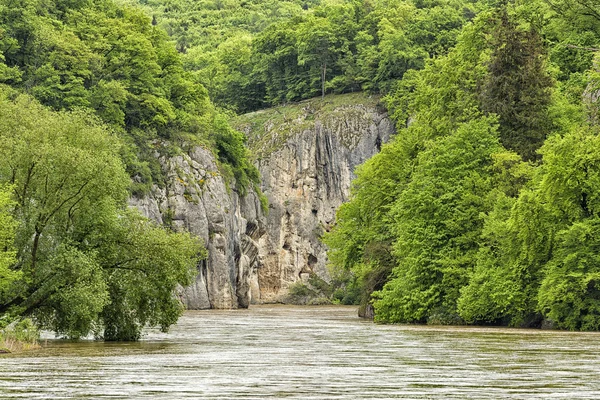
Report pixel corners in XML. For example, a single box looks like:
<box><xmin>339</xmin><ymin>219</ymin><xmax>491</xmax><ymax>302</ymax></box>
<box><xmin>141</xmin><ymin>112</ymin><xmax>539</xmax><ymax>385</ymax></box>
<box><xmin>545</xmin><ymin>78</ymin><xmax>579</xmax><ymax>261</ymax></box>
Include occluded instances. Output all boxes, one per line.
<box><xmin>140</xmin><ymin>0</ymin><xmax>481</xmax><ymax>112</ymax></box>
<box><xmin>325</xmin><ymin>0</ymin><xmax>600</xmax><ymax>330</ymax></box>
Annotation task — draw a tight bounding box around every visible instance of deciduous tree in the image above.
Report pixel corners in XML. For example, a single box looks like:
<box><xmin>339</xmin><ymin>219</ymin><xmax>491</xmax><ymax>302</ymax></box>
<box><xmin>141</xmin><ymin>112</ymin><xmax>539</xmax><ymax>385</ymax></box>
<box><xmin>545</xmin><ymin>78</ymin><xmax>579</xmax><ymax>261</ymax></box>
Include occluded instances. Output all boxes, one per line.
<box><xmin>0</xmin><ymin>89</ymin><xmax>203</xmax><ymax>340</ymax></box>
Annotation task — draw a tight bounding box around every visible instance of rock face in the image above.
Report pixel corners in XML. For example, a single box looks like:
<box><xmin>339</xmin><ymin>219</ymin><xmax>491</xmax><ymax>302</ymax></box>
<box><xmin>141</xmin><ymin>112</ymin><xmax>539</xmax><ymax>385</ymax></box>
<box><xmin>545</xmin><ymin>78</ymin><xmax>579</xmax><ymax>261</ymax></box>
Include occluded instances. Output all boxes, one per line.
<box><xmin>132</xmin><ymin>94</ymin><xmax>394</xmax><ymax>308</ymax></box>
<box><xmin>130</xmin><ymin>146</ymin><xmax>266</xmax><ymax>309</ymax></box>
<box><xmin>238</xmin><ymin>94</ymin><xmax>395</xmax><ymax>303</ymax></box>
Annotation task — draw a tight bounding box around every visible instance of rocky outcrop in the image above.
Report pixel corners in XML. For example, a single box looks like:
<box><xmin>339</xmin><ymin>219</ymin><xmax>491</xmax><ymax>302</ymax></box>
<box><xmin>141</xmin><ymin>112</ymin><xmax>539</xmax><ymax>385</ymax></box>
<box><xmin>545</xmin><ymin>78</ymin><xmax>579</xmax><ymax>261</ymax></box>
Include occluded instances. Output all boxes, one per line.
<box><xmin>131</xmin><ymin>94</ymin><xmax>393</xmax><ymax>309</ymax></box>
<box><xmin>238</xmin><ymin>94</ymin><xmax>395</xmax><ymax>303</ymax></box>
<box><xmin>130</xmin><ymin>146</ymin><xmax>266</xmax><ymax>309</ymax></box>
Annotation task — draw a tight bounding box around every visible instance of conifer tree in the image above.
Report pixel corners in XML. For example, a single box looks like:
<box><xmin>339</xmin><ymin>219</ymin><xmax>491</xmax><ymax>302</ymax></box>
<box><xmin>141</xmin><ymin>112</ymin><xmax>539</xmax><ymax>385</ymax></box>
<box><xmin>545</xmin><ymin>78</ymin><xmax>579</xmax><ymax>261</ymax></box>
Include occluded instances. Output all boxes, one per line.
<box><xmin>479</xmin><ymin>7</ymin><xmax>553</xmax><ymax>161</ymax></box>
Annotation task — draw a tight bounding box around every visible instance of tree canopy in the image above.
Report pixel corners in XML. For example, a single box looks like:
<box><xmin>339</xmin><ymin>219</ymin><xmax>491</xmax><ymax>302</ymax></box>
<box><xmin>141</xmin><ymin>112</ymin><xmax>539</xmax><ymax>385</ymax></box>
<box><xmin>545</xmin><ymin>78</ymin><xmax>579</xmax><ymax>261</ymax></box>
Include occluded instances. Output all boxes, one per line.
<box><xmin>140</xmin><ymin>0</ymin><xmax>481</xmax><ymax>112</ymax></box>
<box><xmin>0</xmin><ymin>88</ymin><xmax>204</xmax><ymax>340</ymax></box>
<box><xmin>326</xmin><ymin>0</ymin><xmax>600</xmax><ymax>330</ymax></box>
<box><xmin>0</xmin><ymin>0</ymin><xmax>259</xmax><ymax>196</ymax></box>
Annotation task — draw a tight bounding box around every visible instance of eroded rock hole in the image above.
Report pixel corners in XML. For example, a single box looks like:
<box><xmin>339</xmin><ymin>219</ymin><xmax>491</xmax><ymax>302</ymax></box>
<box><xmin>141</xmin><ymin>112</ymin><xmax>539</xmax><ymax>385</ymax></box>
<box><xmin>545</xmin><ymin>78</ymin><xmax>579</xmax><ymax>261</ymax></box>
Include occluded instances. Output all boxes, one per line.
<box><xmin>246</xmin><ymin>221</ymin><xmax>257</xmax><ymax>236</ymax></box>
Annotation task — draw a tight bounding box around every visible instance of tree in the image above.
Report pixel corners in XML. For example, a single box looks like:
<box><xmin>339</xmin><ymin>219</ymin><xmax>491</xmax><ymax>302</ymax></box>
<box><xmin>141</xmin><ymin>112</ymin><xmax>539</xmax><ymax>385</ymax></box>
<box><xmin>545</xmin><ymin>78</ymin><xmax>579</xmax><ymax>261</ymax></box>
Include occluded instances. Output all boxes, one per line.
<box><xmin>479</xmin><ymin>7</ymin><xmax>554</xmax><ymax>161</ymax></box>
<box><xmin>0</xmin><ymin>89</ymin><xmax>204</xmax><ymax>340</ymax></box>
<box><xmin>458</xmin><ymin>124</ymin><xmax>600</xmax><ymax>330</ymax></box>
<box><xmin>538</xmin><ymin>219</ymin><xmax>600</xmax><ymax>331</ymax></box>
<box><xmin>327</xmin><ymin>15</ymin><xmax>493</xmax><ymax>317</ymax></box>
<box><xmin>535</xmin><ymin>130</ymin><xmax>600</xmax><ymax>330</ymax></box>
<box><xmin>297</xmin><ymin>16</ymin><xmax>338</xmax><ymax>98</ymax></box>
<box><xmin>254</xmin><ymin>19</ymin><xmax>308</xmax><ymax>104</ymax></box>
<box><xmin>324</xmin><ymin>135</ymin><xmax>410</xmax><ymax>314</ymax></box>
<box><xmin>0</xmin><ymin>0</ymin><xmax>258</xmax><ymax>197</ymax></box>
<box><xmin>457</xmin><ymin>186</ymin><xmax>548</xmax><ymax>327</ymax></box>
<box><xmin>373</xmin><ymin>118</ymin><xmax>503</xmax><ymax>323</ymax></box>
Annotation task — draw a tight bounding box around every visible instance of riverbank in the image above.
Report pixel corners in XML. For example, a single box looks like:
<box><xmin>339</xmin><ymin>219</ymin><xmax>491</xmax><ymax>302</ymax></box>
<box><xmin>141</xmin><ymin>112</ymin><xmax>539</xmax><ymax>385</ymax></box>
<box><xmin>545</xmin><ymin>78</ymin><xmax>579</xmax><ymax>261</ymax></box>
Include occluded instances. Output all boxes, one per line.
<box><xmin>0</xmin><ymin>337</ymin><xmax>40</xmax><ymax>354</ymax></box>
<box><xmin>0</xmin><ymin>318</ymin><xmax>40</xmax><ymax>354</ymax></box>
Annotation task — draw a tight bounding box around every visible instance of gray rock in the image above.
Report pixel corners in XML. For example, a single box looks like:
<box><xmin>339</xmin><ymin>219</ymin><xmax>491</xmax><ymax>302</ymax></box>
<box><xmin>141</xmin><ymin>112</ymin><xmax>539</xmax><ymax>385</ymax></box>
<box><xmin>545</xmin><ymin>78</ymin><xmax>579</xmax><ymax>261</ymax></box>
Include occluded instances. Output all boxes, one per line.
<box><xmin>130</xmin><ymin>97</ymin><xmax>394</xmax><ymax>308</ymax></box>
<box><xmin>130</xmin><ymin>146</ymin><xmax>266</xmax><ymax>309</ymax></box>
<box><xmin>245</xmin><ymin>100</ymin><xmax>395</xmax><ymax>303</ymax></box>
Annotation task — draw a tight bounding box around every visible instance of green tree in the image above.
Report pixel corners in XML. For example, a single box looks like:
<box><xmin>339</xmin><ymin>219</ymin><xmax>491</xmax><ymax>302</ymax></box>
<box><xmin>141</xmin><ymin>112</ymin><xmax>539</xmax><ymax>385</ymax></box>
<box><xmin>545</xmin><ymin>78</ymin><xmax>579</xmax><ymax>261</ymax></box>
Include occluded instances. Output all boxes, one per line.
<box><xmin>457</xmin><ymin>169</ymin><xmax>544</xmax><ymax>327</ymax></box>
<box><xmin>138</xmin><ymin>0</ymin><xmax>480</xmax><ymax>110</ymax></box>
<box><xmin>373</xmin><ymin>118</ymin><xmax>503</xmax><ymax>323</ymax></box>
<box><xmin>479</xmin><ymin>7</ymin><xmax>554</xmax><ymax>161</ymax></box>
<box><xmin>324</xmin><ymin>137</ymin><xmax>410</xmax><ymax>314</ymax></box>
<box><xmin>253</xmin><ymin>19</ymin><xmax>307</xmax><ymax>104</ymax></box>
<box><xmin>0</xmin><ymin>0</ymin><xmax>257</xmax><ymax>195</ymax></box>
<box><xmin>0</xmin><ymin>89</ymin><xmax>203</xmax><ymax>340</ymax></box>
<box><xmin>327</xmin><ymin>15</ymin><xmax>492</xmax><ymax>317</ymax></box>
<box><xmin>458</xmin><ymin>125</ymin><xmax>600</xmax><ymax>329</ymax></box>
<box><xmin>96</xmin><ymin>210</ymin><xmax>203</xmax><ymax>341</ymax></box>
<box><xmin>297</xmin><ymin>15</ymin><xmax>338</xmax><ymax>98</ymax></box>
<box><xmin>535</xmin><ymin>130</ymin><xmax>600</xmax><ymax>330</ymax></box>
<box><xmin>538</xmin><ymin>219</ymin><xmax>600</xmax><ymax>331</ymax></box>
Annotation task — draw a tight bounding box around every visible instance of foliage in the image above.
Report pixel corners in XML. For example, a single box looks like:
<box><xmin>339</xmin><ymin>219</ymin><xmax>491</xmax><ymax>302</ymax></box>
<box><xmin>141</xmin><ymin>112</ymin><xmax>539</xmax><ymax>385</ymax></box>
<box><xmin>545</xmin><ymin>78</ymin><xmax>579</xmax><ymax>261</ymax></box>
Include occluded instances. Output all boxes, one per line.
<box><xmin>457</xmin><ymin>188</ymin><xmax>547</xmax><ymax>327</ymax></box>
<box><xmin>0</xmin><ymin>1</ymin><xmax>256</xmax><ymax>342</ymax></box>
<box><xmin>373</xmin><ymin>118</ymin><xmax>503</xmax><ymax>323</ymax></box>
<box><xmin>327</xmin><ymin>1</ymin><xmax>600</xmax><ymax>330</ymax></box>
<box><xmin>285</xmin><ymin>273</ymin><xmax>335</xmax><ymax>305</ymax></box>
<box><xmin>0</xmin><ymin>0</ymin><xmax>258</xmax><ymax>195</ymax></box>
<box><xmin>141</xmin><ymin>0</ymin><xmax>481</xmax><ymax>112</ymax></box>
<box><xmin>3</xmin><ymin>0</ymin><xmax>600</xmax><ymax>334</ymax></box>
<box><xmin>535</xmin><ymin>130</ymin><xmax>600</xmax><ymax>330</ymax></box>
<box><xmin>479</xmin><ymin>7</ymin><xmax>554</xmax><ymax>161</ymax></box>
<box><xmin>0</xmin><ymin>185</ymin><xmax>19</xmax><ymax>304</ymax></box>
<box><xmin>211</xmin><ymin>114</ymin><xmax>260</xmax><ymax>195</ymax></box>
<box><xmin>537</xmin><ymin>219</ymin><xmax>600</xmax><ymax>331</ymax></box>
<box><xmin>0</xmin><ymin>89</ymin><xmax>204</xmax><ymax>340</ymax></box>
<box><xmin>0</xmin><ymin>317</ymin><xmax>40</xmax><ymax>353</ymax></box>
<box><xmin>326</xmin><ymin>16</ymin><xmax>494</xmax><ymax>322</ymax></box>
<box><xmin>323</xmin><ymin>131</ymin><xmax>408</xmax><ymax>313</ymax></box>
<box><xmin>457</xmin><ymin>125</ymin><xmax>600</xmax><ymax>329</ymax></box>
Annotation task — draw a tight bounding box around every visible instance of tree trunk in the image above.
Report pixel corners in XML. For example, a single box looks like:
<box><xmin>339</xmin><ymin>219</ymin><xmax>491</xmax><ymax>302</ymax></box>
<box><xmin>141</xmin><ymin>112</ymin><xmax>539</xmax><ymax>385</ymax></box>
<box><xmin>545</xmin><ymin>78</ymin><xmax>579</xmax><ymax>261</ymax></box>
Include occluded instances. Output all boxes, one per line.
<box><xmin>321</xmin><ymin>62</ymin><xmax>326</xmax><ymax>99</ymax></box>
<box><xmin>31</xmin><ymin>230</ymin><xmax>41</xmax><ymax>274</ymax></box>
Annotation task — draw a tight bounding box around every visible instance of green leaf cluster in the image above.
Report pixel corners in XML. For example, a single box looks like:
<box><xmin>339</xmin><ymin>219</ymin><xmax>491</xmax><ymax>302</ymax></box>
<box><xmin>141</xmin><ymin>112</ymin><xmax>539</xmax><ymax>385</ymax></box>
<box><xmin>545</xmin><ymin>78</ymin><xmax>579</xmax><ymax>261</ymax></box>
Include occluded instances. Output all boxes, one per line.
<box><xmin>0</xmin><ymin>0</ymin><xmax>259</xmax><ymax>195</ymax></box>
<box><xmin>0</xmin><ymin>185</ymin><xmax>19</xmax><ymax>301</ymax></box>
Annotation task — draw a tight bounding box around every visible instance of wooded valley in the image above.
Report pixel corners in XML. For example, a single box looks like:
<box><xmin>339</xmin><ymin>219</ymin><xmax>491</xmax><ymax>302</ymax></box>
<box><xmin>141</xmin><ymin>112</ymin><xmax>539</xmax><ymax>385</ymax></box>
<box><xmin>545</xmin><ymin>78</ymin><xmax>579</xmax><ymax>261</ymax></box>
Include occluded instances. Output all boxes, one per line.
<box><xmin>2</xmin><ymin>0</ymin><xmax>600</xmax><ymax>344</ymax></box>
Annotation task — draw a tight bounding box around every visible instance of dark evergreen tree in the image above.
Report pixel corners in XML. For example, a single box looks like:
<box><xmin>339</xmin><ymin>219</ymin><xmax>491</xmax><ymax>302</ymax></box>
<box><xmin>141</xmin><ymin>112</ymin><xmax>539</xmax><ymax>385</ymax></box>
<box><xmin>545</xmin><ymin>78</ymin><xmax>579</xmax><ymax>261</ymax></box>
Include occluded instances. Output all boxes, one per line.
<box><xmin>479</xmin><ymin>8</ymin><xmax>554</xmax><ymax>161</ymax></box>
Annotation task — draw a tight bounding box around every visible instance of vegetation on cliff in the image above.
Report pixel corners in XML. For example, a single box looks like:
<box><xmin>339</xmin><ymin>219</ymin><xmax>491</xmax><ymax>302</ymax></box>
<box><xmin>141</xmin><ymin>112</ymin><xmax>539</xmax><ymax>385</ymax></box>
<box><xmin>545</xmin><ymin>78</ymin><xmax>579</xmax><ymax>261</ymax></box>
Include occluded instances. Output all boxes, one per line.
<box><xmin>233</xmin><ymin>91</ymin><xmax>382</xmax><ymax>159</ymax></box>
<box><xmin>139</xmin><ymin>0</ymin><xmax>480</xmax><ymax>112</ymax></box>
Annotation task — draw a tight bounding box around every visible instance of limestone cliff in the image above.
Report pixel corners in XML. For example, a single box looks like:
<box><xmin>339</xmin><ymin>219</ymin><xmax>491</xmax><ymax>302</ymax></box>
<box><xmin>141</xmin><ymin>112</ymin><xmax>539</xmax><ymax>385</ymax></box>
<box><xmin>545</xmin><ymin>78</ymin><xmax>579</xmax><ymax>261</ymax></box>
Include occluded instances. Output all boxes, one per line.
<box><xmin>130</xmin><ymin>146</ymin><xmax>265</xmax><ymax>310</ymax></box>
<box><xmin>131</xmin><ymin>93</ymin><xmax>393</xmax><ymax>308</ymax></box>
<box><xmin>236</xmin><ymin>93</ymin><xmax>394</xmax><ymax>303</ymax></box>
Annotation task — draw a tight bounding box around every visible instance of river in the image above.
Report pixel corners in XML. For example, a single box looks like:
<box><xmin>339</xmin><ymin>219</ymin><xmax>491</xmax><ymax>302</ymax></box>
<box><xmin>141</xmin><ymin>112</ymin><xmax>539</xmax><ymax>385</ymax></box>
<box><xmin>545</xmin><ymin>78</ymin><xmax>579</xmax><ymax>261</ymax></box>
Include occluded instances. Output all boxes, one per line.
<box><xmin>1</xmin><ymin>305</ymin><xmax>599</xmax><ymax>399</ymax></box>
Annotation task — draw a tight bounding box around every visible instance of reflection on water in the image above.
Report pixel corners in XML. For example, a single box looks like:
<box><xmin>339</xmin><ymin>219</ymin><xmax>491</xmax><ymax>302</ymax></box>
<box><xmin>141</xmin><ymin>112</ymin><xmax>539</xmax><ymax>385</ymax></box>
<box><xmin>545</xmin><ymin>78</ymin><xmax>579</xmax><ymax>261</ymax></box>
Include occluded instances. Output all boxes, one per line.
<box><xmin>1</xmin><ymin>305</ymin><xmax>600</xmax><ymax>399</ymax></box>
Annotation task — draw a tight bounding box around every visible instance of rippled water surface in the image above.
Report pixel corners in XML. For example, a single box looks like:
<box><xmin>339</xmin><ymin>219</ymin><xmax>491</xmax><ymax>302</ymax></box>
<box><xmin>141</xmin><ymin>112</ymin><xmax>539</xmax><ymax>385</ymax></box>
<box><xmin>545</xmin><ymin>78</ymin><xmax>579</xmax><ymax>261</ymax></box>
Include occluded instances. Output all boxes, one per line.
<box><xmin>1</xmin><ymin>305</ymin><xmax>600</xmax><ymax>399</ymax></box>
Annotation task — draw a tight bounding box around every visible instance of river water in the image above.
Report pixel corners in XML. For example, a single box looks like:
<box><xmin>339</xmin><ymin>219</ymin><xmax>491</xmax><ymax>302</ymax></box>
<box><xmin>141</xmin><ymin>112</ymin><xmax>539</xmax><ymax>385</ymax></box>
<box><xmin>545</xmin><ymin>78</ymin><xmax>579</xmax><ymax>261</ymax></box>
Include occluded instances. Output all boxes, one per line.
<box><xmin>1</xmin><ymin>305</ymin><xmax>600</xmax><ymax>399</ymax></box>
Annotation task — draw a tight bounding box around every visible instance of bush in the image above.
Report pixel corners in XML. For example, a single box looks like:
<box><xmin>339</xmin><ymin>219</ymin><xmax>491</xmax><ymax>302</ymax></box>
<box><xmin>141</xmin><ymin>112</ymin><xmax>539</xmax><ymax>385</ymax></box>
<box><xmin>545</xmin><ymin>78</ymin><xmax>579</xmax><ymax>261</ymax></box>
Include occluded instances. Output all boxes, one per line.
<box><xmin>0</xmin><ymin>318</ymin><xmax>40</xmax><ymax>353</ymax></box>
<box><xmin>285</xmin><ymin>274</ymin><xmax>335</xmax><ymax>305</ymax></box>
